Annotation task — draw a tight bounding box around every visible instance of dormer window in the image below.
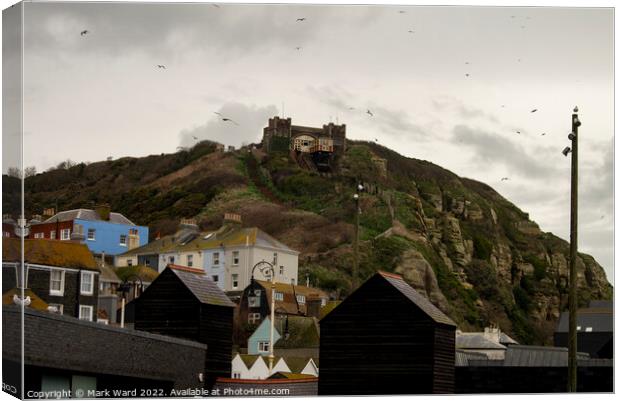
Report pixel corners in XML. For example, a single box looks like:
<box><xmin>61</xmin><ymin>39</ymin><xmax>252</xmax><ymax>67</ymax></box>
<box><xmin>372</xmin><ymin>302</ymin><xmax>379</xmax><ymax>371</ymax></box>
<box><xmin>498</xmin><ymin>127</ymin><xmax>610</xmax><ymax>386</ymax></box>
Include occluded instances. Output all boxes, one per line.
<box><xmin>274</xmin><ymin>292</ymin><xmax>284</xmax><ymax>301</ymax></box>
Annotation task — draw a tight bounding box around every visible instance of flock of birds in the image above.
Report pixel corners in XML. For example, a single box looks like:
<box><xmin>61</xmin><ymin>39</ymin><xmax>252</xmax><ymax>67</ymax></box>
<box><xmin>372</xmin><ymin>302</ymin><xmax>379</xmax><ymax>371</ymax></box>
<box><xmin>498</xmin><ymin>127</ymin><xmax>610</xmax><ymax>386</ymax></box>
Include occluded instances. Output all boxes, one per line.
<box><xmin>78</xmin><ymin>8</ymin><xmax>563</xmax><ymax>184</ymax></box>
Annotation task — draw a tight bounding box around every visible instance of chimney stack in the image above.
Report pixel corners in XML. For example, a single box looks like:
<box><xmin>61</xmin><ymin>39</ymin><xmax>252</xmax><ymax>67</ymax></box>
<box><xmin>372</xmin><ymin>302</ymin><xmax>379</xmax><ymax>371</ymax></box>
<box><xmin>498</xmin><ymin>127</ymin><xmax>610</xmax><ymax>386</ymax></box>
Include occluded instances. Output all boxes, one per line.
<box><xmin>95</xmin><ymin>204</ymin><xmax>111</xmax><ymax>221</ymax></box>
<box><xmin>306</xmin><ymin>293</ymin><xmax>322</xmax><ymax>319</ymax></box>
<box><xmin>42</xmin><ymin>208</ymin><xmax>55</xmax><ymax>217</ymax></box>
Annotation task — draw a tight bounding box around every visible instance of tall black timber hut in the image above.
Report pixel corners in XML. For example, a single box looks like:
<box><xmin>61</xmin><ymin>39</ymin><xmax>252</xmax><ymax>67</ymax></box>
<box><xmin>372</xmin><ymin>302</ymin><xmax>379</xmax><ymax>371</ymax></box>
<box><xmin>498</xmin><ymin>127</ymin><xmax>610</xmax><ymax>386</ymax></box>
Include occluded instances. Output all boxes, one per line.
<box><xmin>134</xmin><ymin>264</ymin><xmax>235</xmax><ymax>389</ymax></box>
<box><xmin>319</xmin><ymin>271</ymin><xmax>456</xmax><ymax>395</ymax></box>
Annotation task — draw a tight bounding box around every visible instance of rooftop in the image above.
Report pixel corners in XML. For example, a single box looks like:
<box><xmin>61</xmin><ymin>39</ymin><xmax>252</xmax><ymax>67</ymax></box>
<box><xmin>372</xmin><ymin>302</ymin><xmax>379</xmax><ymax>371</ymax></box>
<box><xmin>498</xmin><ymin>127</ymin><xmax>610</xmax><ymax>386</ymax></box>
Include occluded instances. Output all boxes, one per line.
<box><xmin>166</xmin><ymin>264</ymin><xmax>235</xmax><ymax>307</ymax></box>
<box><xmin>2</xmin><ymin>238</ymin><xmax>99</xmax><ymax>271</ymax></box>
<box><xmin>40</xmin><ymin>208</ymin><xmax>137</xmax><ymax>225</ymax></box>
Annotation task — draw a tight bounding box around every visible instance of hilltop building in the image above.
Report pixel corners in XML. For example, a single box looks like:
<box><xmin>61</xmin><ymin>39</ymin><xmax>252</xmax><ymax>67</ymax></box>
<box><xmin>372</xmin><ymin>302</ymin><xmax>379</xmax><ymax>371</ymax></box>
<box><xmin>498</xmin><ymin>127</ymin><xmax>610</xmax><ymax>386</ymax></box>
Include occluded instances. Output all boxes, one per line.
<box><xmin>262</xmin><ymin>116</ymin><xmax>346</xmax><ymax>171</ymax></box>
<box><xmin>554</xmin><ymin>300</ymin><xmax>613</xmax><ymax>359</ymax></box>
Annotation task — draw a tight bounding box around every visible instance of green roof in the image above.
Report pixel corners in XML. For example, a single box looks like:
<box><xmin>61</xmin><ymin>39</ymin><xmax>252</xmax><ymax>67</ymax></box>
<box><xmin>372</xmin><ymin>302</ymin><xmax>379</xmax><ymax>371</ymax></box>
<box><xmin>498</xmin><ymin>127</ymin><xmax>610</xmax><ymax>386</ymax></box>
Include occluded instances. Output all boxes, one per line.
<box><xmin>275</xmin><ymin>316</ymin><xmax>320</xmax><ymax>349</ymax></box>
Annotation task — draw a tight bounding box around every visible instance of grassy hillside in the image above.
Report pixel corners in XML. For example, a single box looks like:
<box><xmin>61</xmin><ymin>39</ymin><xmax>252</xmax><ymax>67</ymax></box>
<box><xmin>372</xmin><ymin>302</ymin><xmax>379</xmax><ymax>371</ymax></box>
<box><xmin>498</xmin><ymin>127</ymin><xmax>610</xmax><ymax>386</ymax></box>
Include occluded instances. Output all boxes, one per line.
<box><xmin>3</xmin><ymin>139</ymin><xmax>612</xmax><ymax>345</ymax></box>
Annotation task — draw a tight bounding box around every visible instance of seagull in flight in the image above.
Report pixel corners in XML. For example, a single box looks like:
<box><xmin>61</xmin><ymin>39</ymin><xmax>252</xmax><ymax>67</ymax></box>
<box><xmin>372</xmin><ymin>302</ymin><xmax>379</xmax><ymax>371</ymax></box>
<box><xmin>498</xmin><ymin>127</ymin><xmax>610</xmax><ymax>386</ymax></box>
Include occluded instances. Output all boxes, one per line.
<box><xmin>501</xmin><ymin>177</ymin><xmax>509</xmax><ymax>181</ymax></box>
<box><xmin>295</xmin><ymin>46</ymin><xmax>302</xmax><ymax>50</ymax></box>
<box><xmin>366</xmin><ymin>109</ymin><xmax>374</xmax><ymax>117</ymax></box>
<box><xmin>214</xmin><ymin>112</ymin><xmax>223</xmax><ymax>116</ymax></box>
<box><xmin>192</xmin><ymin>135</ymin><xmax>199</xmax><ymax>140</ymax></box>
<box><xmin>541</xmin><ymin>133</ymin><xmax>546</xmax><ymax>136</ymax></box>
<box><xmin>296</xmin><ymin>18</ymin><xmax>306</xmax><ymax>22</ymax></box>
<box><xmin>80</xmin><ymin>30</ymin><xmax>89</xmax><ymax>36</ymax></box>
<box><xmin>516</xmin><ymin>131</ymin><xmax>521</xmax><ymax>134</ymax></box>
<box><xmin>398</xmin><ymin>10</ymin><xmax>406</xmax><ymax>14</ymax></box>
<box><xmin>156</xmin><ymin>64</ymin><xmax>166</xmax><ymax>69</ymax></box>
<box><xmin>408</xmin><ymin>30</ymin><xmax>415</xmax><ymax>34</ymax></box>
<box><xmin>211</xmin><ymin>3</ymin><xmax>220</xmax><ymax>7</ymax></box>
<box><xmin>465</xmin><ymin>73</ymin><xmax>470</xmax><ymax>77</ymax></box>
<box><xmin>531</xmin><ymin>109</ymin><xmax>537</xmax><ymax>113</ymax></box>
<box><xmin>222</xmin><ymin>118</ymin><xmax>239</xmax><ymax>125</ymax></box>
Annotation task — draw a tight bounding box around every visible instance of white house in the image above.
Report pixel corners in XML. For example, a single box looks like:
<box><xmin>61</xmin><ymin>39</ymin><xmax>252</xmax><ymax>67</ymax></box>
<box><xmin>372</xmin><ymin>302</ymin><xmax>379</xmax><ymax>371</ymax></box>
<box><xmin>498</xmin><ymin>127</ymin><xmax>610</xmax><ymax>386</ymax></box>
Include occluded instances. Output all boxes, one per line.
<box><xmin>231</xmin><ymin>354</ymin><xmax>318</xmax><ymax>379</ymax></box>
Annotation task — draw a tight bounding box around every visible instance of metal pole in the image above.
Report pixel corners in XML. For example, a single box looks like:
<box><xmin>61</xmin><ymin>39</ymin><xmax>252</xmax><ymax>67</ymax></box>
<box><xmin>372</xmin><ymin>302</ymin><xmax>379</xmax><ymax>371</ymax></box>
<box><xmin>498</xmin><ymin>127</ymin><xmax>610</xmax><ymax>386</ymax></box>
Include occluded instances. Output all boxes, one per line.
<box><xmin>567</xmin><ymin>109</ymin><xmax>580</xmax><ymax>392</ymax></box>
<box><xmin>268</xmin><ymin>281</ymin><xmax>276</xmax><ymax>375</ymax></box>
<box><xmin>353</xmin><ymin>195</ymin><xmax>360</xmax><ymax>290</ymax></box>
<box><xmin>120</xmin><ymin>297</ymin><xmax>126</xmax><ymax>328</ymax></box>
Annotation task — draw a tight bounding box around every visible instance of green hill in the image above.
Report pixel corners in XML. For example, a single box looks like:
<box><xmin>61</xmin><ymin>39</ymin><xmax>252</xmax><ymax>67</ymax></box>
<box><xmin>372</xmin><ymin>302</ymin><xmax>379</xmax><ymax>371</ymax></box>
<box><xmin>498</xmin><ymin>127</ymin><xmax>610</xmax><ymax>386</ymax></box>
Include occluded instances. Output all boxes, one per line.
<box><xmin>3</xmin><ymin>139</ymin><xmax>611</xmax><ymax>345</ymax></box>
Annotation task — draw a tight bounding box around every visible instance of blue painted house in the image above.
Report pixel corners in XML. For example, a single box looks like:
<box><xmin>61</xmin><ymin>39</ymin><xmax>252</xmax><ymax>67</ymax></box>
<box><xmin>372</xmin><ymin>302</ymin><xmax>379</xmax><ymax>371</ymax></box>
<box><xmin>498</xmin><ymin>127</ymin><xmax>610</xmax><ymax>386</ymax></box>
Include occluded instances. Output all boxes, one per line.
<box><xmin>29</xmin><ymin>206</ymin><xmax>148</xmax><ymax>256</ymax></box>
<box><xmin>248</xmin><ymin>317</ymin><xmax>281</xmax><ymax>355</ymax></box>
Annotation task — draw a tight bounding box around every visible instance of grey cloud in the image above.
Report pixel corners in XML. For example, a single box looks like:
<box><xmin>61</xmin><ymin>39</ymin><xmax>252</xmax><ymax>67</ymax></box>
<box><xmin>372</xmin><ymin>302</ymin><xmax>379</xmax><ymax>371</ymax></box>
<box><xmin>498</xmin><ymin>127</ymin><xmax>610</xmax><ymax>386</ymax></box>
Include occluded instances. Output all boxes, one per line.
<box><xmin>23</xmin><ymin>3</ymin><xmax>378</xmax><ymax>60</ymax></box>
<box><xmin>432</xmin><ymin>96</ymin><xmax>498</xmax><ymax>123</ymax></box>
<box><xmin>178</xmin><ymin>102</ymin><xmax>278</xmax><ymax>149</ymax></box>
<box><xmin>307</xmin><ymin>85</ymin><xmax>429</xmax><ymax>141</ymax></box>
<box><xmin>453</xmin><ymin>124</ymin><xmax>561</xmax><ymax>180</ymax></box>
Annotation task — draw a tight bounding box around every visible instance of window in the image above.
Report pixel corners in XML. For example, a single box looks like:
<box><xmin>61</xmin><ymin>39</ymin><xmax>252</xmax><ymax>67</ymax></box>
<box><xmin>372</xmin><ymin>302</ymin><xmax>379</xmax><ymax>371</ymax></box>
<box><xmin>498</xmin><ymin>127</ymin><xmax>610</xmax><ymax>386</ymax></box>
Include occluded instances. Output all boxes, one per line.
<box><xmin>248</xmin><ymin>313</ymin><xmax>261</xmax><ymax>324</ymax></box>
<box><xmin>119</xmin><ymin>234</ymin><xmax>127</xmax><ymax>246</ymax></box>
<box><xmin>296</xmin><ymin>295</ymin><xmax>306</xmax><ymax>304</ymax></box>
<box><xmin>50</xmin><ymin>270</ymin><xmax>65</xmax><ymax>296</ymax></box>
<box><xmin>279</xmin><ymin>266</ymin><xmax>284</xmax><ymax>275</ymax></box>
<box><xmin>321</xmin><ymin>298</ymin><xmax>327</xmax><ymax>307</ymax></box>
<box><xmin>232</xmin><ymin>251</ymin><xmax>239</xmax><ymax>266</ymax></box>
<box><xmin>79</xmin><ymin>305</ymin><xmax>93</xmax><ymax>321</ymax></box>
<box><xmin>145</xmin><ymin>259</ymin><xmax>150</xmax><ymax>267</ymax></box>
<box><xmin>34</xmin><ymin>232</ymin><xmax>44</xmax><ymax>239</ymax></box>
<box><xmin>80</xmin><ymin>271</ymin><xmax>94</xmax><ymax>295</ymax></box>
<box><xmin>232</xmin><ymin>274</ymin><xmax>239</xmax><ymax>289</ymax></box>
<box><xmin>585</xmin><ymin>327</ymin><xmax>593</xmax><ymax>332</ymax></box>
<box><xmin>3</xmin><ymin>231</ymin><xmax>10</xmax><ymax>237</ymax></box>
<box><xmin>87</xmin><ymin>228</ymin><xmax>96</xmax><ymax>241</ymax></box>
<box><xmin>60</xmin><ymin>228</ymin><xmax>71</xmax><ymax>240</ymax></box>
<box><xmin>248</xmin><ymin>296</ymin><xmax>261</xmax><ymax>307</ymax></box>
<box><xmin>577</xmin><ymin>326</ymin><xmax>582</xmax><ymax>331</ymax></box>
<box><xmin>213</xmin><ymin>252</ymin><xmax>220</xmax><ymax>266</ymax></box>
<box><xmin>258</xmin><ymin>341</ymin><xmax>270</xmax><ymax>352</ymax></box>
<box><xmin>273</xmin><ymin>253</ymin><xmax>278</xmax><ymax>265</ymax></box>
<box><xmin>232</xmin><ymin>372</ymin><xmax>241</xmax><ymax>379</ymax></box>
<box><xmin>50</xmin><ymin>231</ymin><xmax>56</xmax><ymax>239</ymax></box>
<box><xmin>127</xmin><ymin>259</ymin><xmax>133</xmax><ymax>266</ymax></box>
<box><xmin>168</xmin><ymin>256</ymin><xmax>175</xmax><ymax>264</ymax></box>
<box><xmin>48</xmin><ymin>304</ymin><xmax>64</xmax><ymax>315</ymax></box>
<box><xmin>274</xmin><ymin>292</ymin><xmax>284</xmax><ymax>301</ymax></box>
<box><xmin>187</xmin><ymin>254</ymin><xmax>193</xmax><ymax>267</ymax></box>
<box><xmin>212</xmin><ymin>275</ymin><xmax>219</xmax><ymax>282</ymax></box>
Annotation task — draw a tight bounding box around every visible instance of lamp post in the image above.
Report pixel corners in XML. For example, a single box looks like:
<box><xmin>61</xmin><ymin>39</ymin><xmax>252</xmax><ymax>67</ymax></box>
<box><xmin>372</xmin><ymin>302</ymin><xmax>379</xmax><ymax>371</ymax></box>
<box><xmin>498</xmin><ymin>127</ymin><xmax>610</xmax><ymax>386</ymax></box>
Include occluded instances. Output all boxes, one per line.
<box><xmin>118</xmin><ymin>274</ymin><xmax>143</xmax><ymax>328</ymax></box>
<box><xmin>250</xmin><ymin>261</ymin><xmax>276</xmax><ymax>375</ymax></box>
<box><xmin>352</xmin><ymin>183</ymin><xmax>364</xmax><ymax>290</ymax></box>
<box><xmin>563</xmin><ymin>106</ymin><xmax>580</xmax><ymax>392</ymax></box>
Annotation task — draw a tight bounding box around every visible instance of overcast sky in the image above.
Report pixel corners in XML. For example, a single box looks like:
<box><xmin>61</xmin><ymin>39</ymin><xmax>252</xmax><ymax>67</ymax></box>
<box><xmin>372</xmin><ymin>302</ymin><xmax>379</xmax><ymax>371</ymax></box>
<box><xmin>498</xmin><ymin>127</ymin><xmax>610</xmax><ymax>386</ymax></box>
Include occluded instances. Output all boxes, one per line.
<box><xmin>1</xmin><ymin>2</ymin><xmax>614</xmax><ymax>283</ymax></box>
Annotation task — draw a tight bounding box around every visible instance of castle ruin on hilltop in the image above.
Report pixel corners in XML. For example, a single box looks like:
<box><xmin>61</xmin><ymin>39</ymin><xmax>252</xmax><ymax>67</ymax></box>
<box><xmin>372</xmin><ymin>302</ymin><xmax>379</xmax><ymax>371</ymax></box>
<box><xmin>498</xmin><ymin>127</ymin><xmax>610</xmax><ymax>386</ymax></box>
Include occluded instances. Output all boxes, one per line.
<box><xmin>262</xmin><ymin>116</ymin><xmax>346</xmax><ymax>172</ymax></box>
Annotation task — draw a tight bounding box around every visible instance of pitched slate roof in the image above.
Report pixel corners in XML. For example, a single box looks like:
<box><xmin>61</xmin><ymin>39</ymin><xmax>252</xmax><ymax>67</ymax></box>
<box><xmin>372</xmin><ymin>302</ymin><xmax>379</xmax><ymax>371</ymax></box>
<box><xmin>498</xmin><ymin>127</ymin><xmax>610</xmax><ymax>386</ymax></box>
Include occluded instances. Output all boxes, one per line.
<box><xmin>455</xmin><ymin>350</ymin><xmax>489</xmax><ymax>366</ymax></box>
<box><xmin>499</xmin><ymin>332</ymin><xmax>519</xmax><ymax>345</ymax></box>
<box><xmin>2</xmin><ymin>238</ymin><xmax>99</xmax><ymax>271</ymax></box>
<box><xmin>556</xmin><ymin>303</ymin><xmax>613</xmax><ymax>333</ymax></box>
<box><xmin>41</xmin><ymin>209</ymin><xmax>136</xmax><ymax>225</ymax></box>
<box><xmin>177</xmin><ymin>226</ymin><xmax>297</xmax><ymax>253</ymax></box>
<box><xmin>275</xmin><ymin>316</ymin><xmax>320</xmax><ymax>349</ymax></box>
<box><xmin>377</xmin><ymin>271</ymin><xmax>456</xmax><ymax>326</ymax></box>
<box><xmin>456</xmin><ymin>333</ymin><xmax>507</xmax><ymax>350</ymax></box>
<box><xmin>167</xmin><ymin>265</ymin><xmax>235</xmax><ymax>307</ymax></box>
<box><xmin>98</xmin><ymin>262</ymin><xmax>122</xmax><ymax>284</ymax></box>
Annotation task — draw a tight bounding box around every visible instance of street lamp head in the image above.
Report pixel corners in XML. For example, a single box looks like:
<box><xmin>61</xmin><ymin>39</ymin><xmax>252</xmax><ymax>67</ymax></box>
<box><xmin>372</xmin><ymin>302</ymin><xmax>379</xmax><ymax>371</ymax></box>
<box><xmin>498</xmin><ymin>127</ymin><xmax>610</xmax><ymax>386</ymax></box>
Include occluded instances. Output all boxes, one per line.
<box><xmin>357</xmin><ymin>184</ymin><xmax>364</xmax><ymax>192</ymax></box>
<box><xmin>353</xmin><ymin>193</ymin><xmax>359</xmax><ymax>200</ymax></box>
<box><xmin>568</xmin><ymin>133</ymin><xmax>576</xmax><ymax>141</ymax></box>
<box><xmin>573</xmin><ymin>106</ymin><xmax>579</xmax><ymax>113</ymax></box>
<box><xmin>562</xmin><ymin>146</ymin><xmax>572</xmax><ymax>157</ymax></box>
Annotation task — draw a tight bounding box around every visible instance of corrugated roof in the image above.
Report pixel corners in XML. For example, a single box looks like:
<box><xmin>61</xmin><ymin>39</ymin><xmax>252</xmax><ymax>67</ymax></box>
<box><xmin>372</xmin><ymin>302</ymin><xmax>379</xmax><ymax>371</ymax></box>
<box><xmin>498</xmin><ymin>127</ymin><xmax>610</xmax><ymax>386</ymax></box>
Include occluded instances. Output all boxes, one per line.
<box><xmin>378</xmin><ymin>272</ymin><xmax>456</xmax><ymax>327</ymax></box>
<box><xmin>168</xmin><ymin>265</ymin><xmax>235</xmax><ymax>307</ymax></box>
<box><xmin>502</xmin><ymin>345</ymin><xmax>590</xmax><ymax>367</ymax></box>
<box><xmin>2</xmin><ymin>238</ymin><xmax>99</xmax><ymax>271</ymax></box>
<box><xmin>455</xmin><ymin>350</ymin><xmax>489</xmax><ymax>366</ymax></box>
<box><xmin>456</xmin><ymin>333</ymin><xmax>507</xmax><ymax>350</ymax></box>
<box><xmin>41</xmin><ymin>209</ymin><xmax>136</xmax><ymax>225</ymax></box>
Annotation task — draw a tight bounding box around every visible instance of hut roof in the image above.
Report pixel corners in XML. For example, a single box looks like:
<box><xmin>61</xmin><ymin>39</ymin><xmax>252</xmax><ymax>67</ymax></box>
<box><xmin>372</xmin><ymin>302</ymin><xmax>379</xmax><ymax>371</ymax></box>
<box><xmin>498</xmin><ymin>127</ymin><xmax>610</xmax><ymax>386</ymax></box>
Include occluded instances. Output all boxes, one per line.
<box><xmin>2</xmin><ymin>238</ymin><xmax>99</xmax><ymax>271</ymax></box>
<box><xmin>167</xmin><ymin>264</ymin><xmax>235</xmax><ymax>307</ymax></box>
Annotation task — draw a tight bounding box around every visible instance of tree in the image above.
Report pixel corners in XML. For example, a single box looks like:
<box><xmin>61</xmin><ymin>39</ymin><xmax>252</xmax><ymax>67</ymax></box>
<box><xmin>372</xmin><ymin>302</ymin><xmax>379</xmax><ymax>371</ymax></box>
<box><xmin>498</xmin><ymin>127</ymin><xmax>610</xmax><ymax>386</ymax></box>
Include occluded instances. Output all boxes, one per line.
<box><xmin>24</xmin><ymin>166</ymin><xmax>36</xmax><ymax>177</ymax></box>
<box><xmin>6</xmin><ymin>167</ymin><xmax>20</xmax><ymax>178</ymax></box>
